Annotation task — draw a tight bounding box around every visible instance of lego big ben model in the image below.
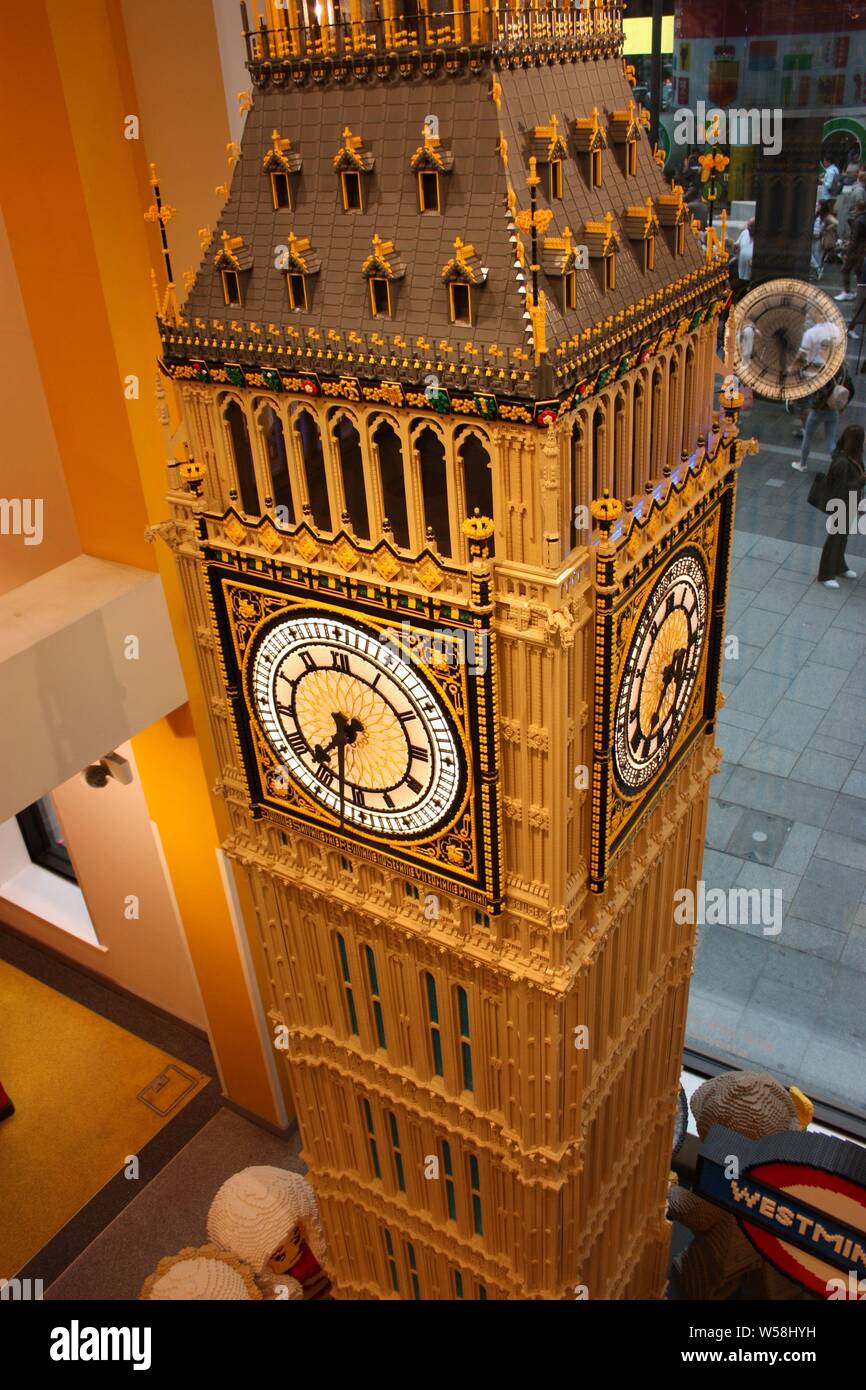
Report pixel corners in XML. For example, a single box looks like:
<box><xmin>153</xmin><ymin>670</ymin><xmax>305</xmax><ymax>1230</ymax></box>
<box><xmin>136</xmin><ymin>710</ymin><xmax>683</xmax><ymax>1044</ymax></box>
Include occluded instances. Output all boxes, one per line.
<box><xmin>153</xmin><ymin>0</ymin><xmax>740</xmax><ymax>1299</ymax></box>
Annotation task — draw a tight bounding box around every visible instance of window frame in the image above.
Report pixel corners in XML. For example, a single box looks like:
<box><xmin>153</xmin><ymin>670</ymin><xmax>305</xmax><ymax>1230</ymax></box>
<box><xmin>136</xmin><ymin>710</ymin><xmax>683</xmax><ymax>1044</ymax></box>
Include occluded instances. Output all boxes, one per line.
<box><xmin>369</xmin><ymin>276</ymin><xmax>392</xmax><ymax>318</ymax></box>
<box><xmin>591</xmin><ymin>148</ymin><xmax>603</xmax><ymax>189</ymax></box>
<box><xmin>287</xmin><ymin>271</ymin><xmax>308</xmax><ymax>311</ymax></box>
<box><xmin>564</xmin><ymin>268</ymin><xmax>577</xmax><ymax>310</ymax></box>
<box><xmin>341</xmin><ymin>169</ymin><xmax>363</xmax><ymax>212</ymax></box>
<box><xmin>16</xmin><ymin>799</ymin><xmax>76</xmax><ymax>883</ymax></box>
<box><xmin>418</xmin><ymin>169</ymin><xmax>440</xmax><ymax>213</ymax></box>
<box><xmin>221</xmin><ymin>268</ymin><xmax>241</xmax><ymax>306</ymax></box>
<box><xmin>549</xmin><ymin>157</ymin><xmax>563</xmax><ymax>200</ymax></box>
<box><xmin>449</xmin><ymin>282</ymin><xmax>472</xmax><ymax>326</ymax></box>
<box><xmin>270</xmin><ymin>170</ymin><xmax>292</xmax><ymax>210</ymax></box>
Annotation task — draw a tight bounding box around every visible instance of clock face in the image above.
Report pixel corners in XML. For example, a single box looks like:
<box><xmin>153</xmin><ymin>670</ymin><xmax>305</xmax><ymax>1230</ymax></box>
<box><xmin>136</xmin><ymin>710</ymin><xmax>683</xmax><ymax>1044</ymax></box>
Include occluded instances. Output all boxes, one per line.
<box><xmin>613</xmin><ymin>550</ymin><xmax>709</xmax><ymax>794</ymax></box>
<box><xmin>249</xmin><ymin>612</ymin><xmax>465</xmax><ymax>839</ymax></box>
<box><xmin>733</xmin><ymin>278</ymin><xmax>846</xmax><ymax>402</ymax></box>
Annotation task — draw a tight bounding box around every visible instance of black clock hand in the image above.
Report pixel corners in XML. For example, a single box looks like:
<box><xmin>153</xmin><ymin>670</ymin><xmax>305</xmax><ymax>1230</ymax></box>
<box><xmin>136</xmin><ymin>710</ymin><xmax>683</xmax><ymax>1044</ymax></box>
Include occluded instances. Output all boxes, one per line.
<box><xmin>313</xmin><ymin>712</ymin><xmax>364</xmax><ymax>830</ymax></box>
<box><xmin>337</xmin><ymin>724</ymin><xmax>346</xmax><ymax>831</ymax></box>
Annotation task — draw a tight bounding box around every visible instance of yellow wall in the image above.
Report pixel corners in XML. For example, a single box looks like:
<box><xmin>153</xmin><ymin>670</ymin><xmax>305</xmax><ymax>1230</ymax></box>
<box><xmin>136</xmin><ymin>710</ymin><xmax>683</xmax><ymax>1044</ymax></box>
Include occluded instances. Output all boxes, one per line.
<box><xmin>0</xmin><ymin>0</ymin><xmax>287</xmax><ymax>1126</ymax></box>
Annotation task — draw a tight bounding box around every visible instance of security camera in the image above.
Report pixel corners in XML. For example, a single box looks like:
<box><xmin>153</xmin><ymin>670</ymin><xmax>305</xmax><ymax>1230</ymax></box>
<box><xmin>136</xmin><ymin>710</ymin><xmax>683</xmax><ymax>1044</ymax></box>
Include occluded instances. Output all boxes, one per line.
<box><xmin>83</xmin><ymin>752</ymin><xmax>133</xmax><ymax>789</ymax></box>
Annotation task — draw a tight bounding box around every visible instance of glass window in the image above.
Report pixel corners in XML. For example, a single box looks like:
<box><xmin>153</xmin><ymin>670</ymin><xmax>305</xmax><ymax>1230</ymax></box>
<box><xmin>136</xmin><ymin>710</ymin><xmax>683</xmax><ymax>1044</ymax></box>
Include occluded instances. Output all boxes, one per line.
<box><xmin>363</xmin><ymin>943</ymin><xmax>387</xmax><ymax>1049</ymax></box>
<box><xmin>334</xmin><ymin>416</ymin><xmax>369</xmax><ymax>539</ymax></box>
<box><xmin>374</xmin><ymin>421</ymin><xmax>410</xmax><ymax>548</ymax></box>
<box><xmin>459</xmin><ymin>434</ymin><xmax>494</xmax><ymax>555</ymax></box>
<box><xmin>335</xmin><ymin>932</ymin><xmax>359</xmax><ymax>1036</ymax></box>
<box><xmin>424</xmin><ymin>971</ymin><xmax>443</xmax><ymax>1076</ymax></box>
<box><xmin>416</xmin><ymin>425</ymin><xmax>450</xmax><ymax>556</ymax></box>
<box><xmin>225</xmin><ymin>400</ymin><xmax>259</xmax><ymax>515</ymax></box>
<box><xmin>456</xmin><ymin>986</ymin><xmax>473</xmax><ymax>1092</ymax></box>
<box><xmin>294</xmin><ymin>409</ymin><xmax>331</xmax><ymax>531</ymax></box>
<box><xmin>362</xmin><ymin>1097</ymin><xmax>381</xmax><ymax>1179</ymax></box>
<box><xmin>16</xmin><ymin>798</ymin><xmax>75</xmax><ymax>883</ymax></box>
<box><xmin>259</xmin><ymin>404</ymin><xmax>294</xmax><ymax>521</ymax></box>
<box><xmin>388</xmin><ymin>1111</ymin><xmax>406</xmax><ymax>1192</ymax></box>
<box><xmin>468</xmin><ymin>1152</ymin><xmax>483</xmax><ymax>1235</ymax></box>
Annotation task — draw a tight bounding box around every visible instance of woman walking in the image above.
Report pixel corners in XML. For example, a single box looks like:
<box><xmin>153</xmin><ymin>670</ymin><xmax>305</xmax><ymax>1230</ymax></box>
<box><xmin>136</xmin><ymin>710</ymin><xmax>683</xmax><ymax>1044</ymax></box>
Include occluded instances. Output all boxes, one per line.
<box><xmin>818</xmin><ymin>424</ymin><xmax>866</xmax><ymax>588</ymax></box>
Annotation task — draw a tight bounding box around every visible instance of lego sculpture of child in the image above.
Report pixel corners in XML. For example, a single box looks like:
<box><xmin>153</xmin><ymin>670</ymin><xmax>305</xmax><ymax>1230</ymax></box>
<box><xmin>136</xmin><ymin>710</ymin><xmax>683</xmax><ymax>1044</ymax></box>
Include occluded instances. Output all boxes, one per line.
<box><xmin>668</xmin><ymin>1070</ymin><xmax>812</xmax><ymax>1300</ymax></box>
<box><xmin>208</xmin><ymin>1166</ymin><xmax>331</xmax><ymax>1300</ymax></box>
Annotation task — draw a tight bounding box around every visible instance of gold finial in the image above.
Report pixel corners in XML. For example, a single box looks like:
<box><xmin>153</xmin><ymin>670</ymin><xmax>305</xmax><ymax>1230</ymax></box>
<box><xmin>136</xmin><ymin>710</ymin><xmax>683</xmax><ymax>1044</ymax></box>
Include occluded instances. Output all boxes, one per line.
<box><xmin>490</xmin><ymin>75</ymin><xmax>502</xmax><ymax>109</ymax></box>
<box><xmin>226</xmin><ymin>141</ymin><xmax>241</xmax><ymax>169</ymax></box>
<box><xmin>197</xmin><ymin>225</ymin><xmax>212</xmax><ymax>250</ymax></box>
<box><xmin>590</xmin><ymin>490</ymin><xmax>623</xmax><ymax>533</ymax></box>
<box><xmin>237</xmin><ymin>91</ymin><xmax>252</xmax><ymax>115</ymax></box>
<box><xmin>527</xmin><ymin>156</ymin><xmax>540</xmax><ymax>188</ymax></box>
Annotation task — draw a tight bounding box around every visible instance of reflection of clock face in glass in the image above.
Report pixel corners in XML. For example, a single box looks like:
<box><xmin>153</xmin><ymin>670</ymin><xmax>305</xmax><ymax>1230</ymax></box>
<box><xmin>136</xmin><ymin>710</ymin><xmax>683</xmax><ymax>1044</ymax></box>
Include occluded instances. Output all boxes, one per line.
<box><xmin>250</xmin><ymin>612</ymin><xmax>464</xmax><ymax>839</ymax></box>
<box><xmin>734</xmin><ymin>279</ymin><xmax>846</xmax><ymax>402</ymax></box>
<box><xmin>613</xmin><ymin>550</ymin><xmax>708</xmax><ymax>795</ymax></box>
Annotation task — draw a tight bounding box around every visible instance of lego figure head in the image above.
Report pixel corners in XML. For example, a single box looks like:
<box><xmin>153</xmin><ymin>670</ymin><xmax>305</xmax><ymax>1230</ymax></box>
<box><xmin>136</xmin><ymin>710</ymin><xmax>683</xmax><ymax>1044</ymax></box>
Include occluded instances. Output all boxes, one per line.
<box><xmin>689</xmin><ymin>1070</ymin><xmax>809</xmax><ymax>1144</ymax></box>
<box><xmin>207</xmin><ymin>1166</ymin><xmax>330</xmax><ymax>1297</ymax></box>
<box><xmin>140</xmin><ymin>1244</ymin><xmax>265</xmax><ymax>1300</ymax></box>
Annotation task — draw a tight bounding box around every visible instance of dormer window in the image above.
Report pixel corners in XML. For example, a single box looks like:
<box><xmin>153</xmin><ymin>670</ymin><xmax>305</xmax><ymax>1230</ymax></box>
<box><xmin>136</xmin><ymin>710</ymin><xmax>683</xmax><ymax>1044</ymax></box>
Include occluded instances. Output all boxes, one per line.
<box><xmin>608</xmin><ymin>102</ymin><xmax>642</xmax><ymax>179</ymax></box>
<box><xmin>449</xmin><ymin>283</ymin><xmax>472</xmax><ymax>325</ymax></box>
<box><xmin>222</xmin><ymin>269</ymin><xmax>241</xmax><ymax>306</ymax></box>
<box><xmin>213</xmin><ymin>230</ymin><xmax>253</xmax><ymax>309</ymax></box>
<box><xmin>271</xmin><ymin>172</ymin><xmax>291</xmax><ymax>209</ymax></box>
<box><xmin>419</xmin><ymin>171</ymin><xmax>440</xmax><ymax>212</ymax></box>
<box><xmin>676</xmin><ymin>222</ymin><xmax>685</xmax><ymax>255</ymax></box>
<box><xmin>370</xmin><ymin>277</ymin><xmax>391</xmax><ymax>317</ymax></box>
<box><xmin>276</xmin><ymin>231</ymin><xmax>321</xmax><ymax>314</ymax></box>
<box><xmin>528</xmin><ymin>115</ymin><xmax>568</xmax><ymax>202</ymax></box>
<box><xmin>334</xmin><ymin>127</ymin><xmax>375</xmax><ymax>214</ymax></box>
<box><xmin>288</xmin><ymin>273</ymin><xmax>308</xmax><ymax>310</ymax></box>
<box><xmin>341</xmin><ymin>170</ymin><xmax>362</xmax><ymax>211</ymax></box>
<box><xmin>645</xmin><ymin>235</ymin><xmax>655</xmax><ymax>272</ymax></box>
<box><xmin>582</xmin><ymin>213</ymin><xmax>621</xmax><ymax>295</ymax></box>
<box><xmin>441</xmin><ymin>236</ymin><xmax>487</xmax><ymax>327</ymax></box>
<box><xmin>410</xmin><ymin>120</ymin><xmax>454</xmax><ymax>214</ymax></box>
<box><xmin>262</xmin><ymin>129</ymin><xmax>302</xmax><ymax>211</ymax></box>
<box><xmin>542</xmin><ymin>225</ymin><xmax>587</xmax><ymax>313</ymax></box>
<box><xmin>574</xmin><ymin>107</ymin><xmax>608</xmax><ymax>191</ymax></box>
<box><xmin>361</xmin><ymin>234</ymin><xmax>406</xmax><ymax>321</ymax></box>
<box><xmin>623</xmin><ymin>198</ymin><xmax>661</xmax><ymax>276</ymax></box>
<box><xmin>654</xmin><ymin>187</ymin><xmax>689</xmax><ymax>257</ymax></box>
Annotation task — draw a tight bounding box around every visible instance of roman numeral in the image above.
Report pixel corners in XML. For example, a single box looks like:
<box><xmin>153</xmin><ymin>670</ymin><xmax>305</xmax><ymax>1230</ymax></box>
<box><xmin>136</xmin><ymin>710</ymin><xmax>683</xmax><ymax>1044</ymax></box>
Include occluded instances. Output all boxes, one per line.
<box><xmin>397</xmin><ymin>710</ymin><xmax>415</xmax><ymax>725</ymax></box>
<box><xmin>299</xmin><ymin>650</ymin><xmax>317</xmax><ymax>670</ymax></box>
<box><xmin>316</xmin><ymin>766</ymin><xmax>334</xmax><ymax>787</ymax></box>
<box><xmin>287</xmin><ymin>732</ymin><xmax>307</xmax><ymax>756</ymax></box>
<box><xmin>331</xmin><ymin>651</ymin><xmax>351</xmax><ymax>673</ymax></box>
<box><xmin>383</xmin><ymin>792</ymin><xmax>394</xmax><ymax>809</ymax></box>
<box><xmin>409</xmin><ymin>744</ymin><xmax>429</xmax><ymax>763</ymax></box>
<box><xmin>406</xmin><ymin>775</ymin><xmax>422</xmax><ymax>794</ymax></box>
<box><xmin>351</xmin><ymin>787</ymin><xmax>366</xmax><ymax>807</ymax></box>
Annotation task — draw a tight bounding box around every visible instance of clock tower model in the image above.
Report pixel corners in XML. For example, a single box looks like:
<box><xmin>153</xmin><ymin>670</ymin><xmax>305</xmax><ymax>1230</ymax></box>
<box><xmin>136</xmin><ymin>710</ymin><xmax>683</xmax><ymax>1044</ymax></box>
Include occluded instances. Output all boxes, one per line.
<box><xmin>154</xmin><ymin>0</ymin><xmax>744</xmax><ymax>1299</ymax></box>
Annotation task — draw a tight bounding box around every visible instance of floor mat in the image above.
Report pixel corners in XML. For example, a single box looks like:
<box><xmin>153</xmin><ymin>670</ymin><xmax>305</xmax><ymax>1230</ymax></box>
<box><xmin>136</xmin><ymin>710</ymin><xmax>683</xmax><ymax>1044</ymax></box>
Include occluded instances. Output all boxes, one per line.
<box><xmin>0</xmin><ymin>958</ymin><xmax>210</xmax><ymax>1276</ymax></box>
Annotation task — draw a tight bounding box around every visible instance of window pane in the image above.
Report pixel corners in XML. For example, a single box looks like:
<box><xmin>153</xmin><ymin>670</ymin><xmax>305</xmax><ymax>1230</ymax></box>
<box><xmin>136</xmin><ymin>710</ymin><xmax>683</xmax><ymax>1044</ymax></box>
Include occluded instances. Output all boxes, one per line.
<box><xmin>334</xmin><ymin>417</ymin><xmax>369</xmax><ymax>539</ymax></box>
<box><xmin>16</xmin><ymin>797</ymin><xmax>76</xmax><ymax>883</ymax></box>
<box><xmin>225</xmin><ymin>400</ymin><xmax>259</xmax><ymax>515</ymax></box>
<box><xmin>259</xmin><ymin>404</ymin><xmax>294</xmax><ymax>521</ymax></box>
<box><xmin>295</xmin><ymin>410</ymin><xmax>331</xmax><ymax>531</ymax></box>
<box><xmin>375</xmin><ymin>421</ymin><xmax>410</xmax><ymax>548</ymax></box>
<box><xmin>460</xmin><ymin>435</ymin><xmax>494</xmax><ymax>554</ymax></box>
<box><xmin>417</xmin><ymin>425</ymin><xmax>450</xmax><ymax>556</ymax></box>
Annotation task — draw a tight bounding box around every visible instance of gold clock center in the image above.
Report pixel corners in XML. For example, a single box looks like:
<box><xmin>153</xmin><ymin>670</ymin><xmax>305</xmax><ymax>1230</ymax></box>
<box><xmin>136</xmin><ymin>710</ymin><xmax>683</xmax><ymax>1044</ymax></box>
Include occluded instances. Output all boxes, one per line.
<box><xmin>293</xmin><ymin>668</ymin><xmax>410</xmax><ymax>790</ymax></box>
<box><xmin>638</xmin><ymin>608</ymin><xmax>690</xmax><ymax>733</ymax></box>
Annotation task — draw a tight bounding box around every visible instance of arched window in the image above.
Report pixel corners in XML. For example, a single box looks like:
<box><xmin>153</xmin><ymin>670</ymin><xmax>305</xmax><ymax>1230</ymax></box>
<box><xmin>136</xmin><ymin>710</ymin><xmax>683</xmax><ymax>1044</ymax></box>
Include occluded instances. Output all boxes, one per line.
<box><xmin>258</xmin><ymin>404</ymin><xmax>294</xmax><ymax>522</ymax></box>
<box><xmin>374</xmin><ymin>420</ymin><xmax>410</xmax><ymax>548</ymax></box>
<box><xmin>294</xmin><ymin>409</ymin><xmax>331</xmax><ymax>531</ymax></box>
<box><xmin>459</xmin><ymin>433</ymin><xmax>494</xmax><ymax>554</ymax></box>
<box><xmin>569</xmin><ymin>420</ymin><xmax>583</xmax><ymax>549</ymax></box>
<box><xmin>632</xmin><ymin>380</ymin><xmax>646</xmax><ymax>495</ymax></box>
<box><xmin>682</xmin><ymin>346</ymin><xmax>696</xmax><ymax>457</ymax></box>
<box><xmin>668</xmin><ymin>355</ymin><xmax>682</xmax><ymax>463</ymax></box>
<box><xmin>225</xmin><ymin>399</ymin><xmax>259</xmax><ymax>516</ymax></box>
<box><xmin>613</xmin><ymin>393</ymin><xmax>627</xmax><ymax>499</ymax></box>
<box><xmin>591</xmin><ymin>405</ymin><xmax>606</xmax><ymax>501</ymax></box>
<box><xmin>650</xmin><ymin>368</ymin><xmax>664</xmax><ymax>477</ymax></box>
<box><xmin>416</xmin><ymin>425</ymin><xmax>450</xmax><ymax>556</ymax></box>
<box><xmin>333</xmin><ymin>416</ymin><xmax>369</xmax><ymax>539</ymax></box>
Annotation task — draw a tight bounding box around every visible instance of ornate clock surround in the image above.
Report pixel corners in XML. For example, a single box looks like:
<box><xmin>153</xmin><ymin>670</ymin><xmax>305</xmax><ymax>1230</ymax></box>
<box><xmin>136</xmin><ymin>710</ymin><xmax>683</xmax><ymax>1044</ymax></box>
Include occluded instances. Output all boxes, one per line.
<box><xmin>589</xmin><ymin>463</ymin><xmax>736</xmax><ymax>894</ymax></box>
<box><xmin>204</xmin><ymin>557</ymin><xmax>504</xmax><ymax>910</ymax></box>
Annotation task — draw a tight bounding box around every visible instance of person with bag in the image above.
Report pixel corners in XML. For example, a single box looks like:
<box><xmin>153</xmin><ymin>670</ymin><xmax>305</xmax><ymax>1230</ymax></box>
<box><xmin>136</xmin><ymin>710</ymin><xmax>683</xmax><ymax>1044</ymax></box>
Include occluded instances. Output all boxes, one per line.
<box><xmin>791</xmin><ymin>365</ymin><xmax>855</xmax><ymax>472</ymax></box>
<box><xmin>816</xmin><ymin>425</ymin><xmax>866</xmax><ymax>587</ymax></box>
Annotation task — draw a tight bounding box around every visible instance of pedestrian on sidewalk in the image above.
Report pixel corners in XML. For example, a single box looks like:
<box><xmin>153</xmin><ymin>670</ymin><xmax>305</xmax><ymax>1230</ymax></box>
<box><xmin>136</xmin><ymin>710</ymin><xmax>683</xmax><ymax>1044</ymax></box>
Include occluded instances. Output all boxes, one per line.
<box><xmin>791</xmin><ymin>366</ymin><xmax>854</xmax><ymax>472</ymax></box>
<box><xmin>818</xmin><ymin>425</ymin><xmax>866</xmax><ymax>586</ymax></box>
<box><xmin>836</xmin><ymin>204</ymin><xmax>866</xmax><ymax>300</ymax></box>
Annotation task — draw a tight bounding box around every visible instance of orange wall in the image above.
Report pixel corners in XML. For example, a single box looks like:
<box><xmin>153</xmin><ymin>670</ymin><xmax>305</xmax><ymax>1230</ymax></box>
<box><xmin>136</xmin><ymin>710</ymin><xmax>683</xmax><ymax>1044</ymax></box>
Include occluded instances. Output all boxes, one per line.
<box><xmin>0</xmin><ymin>0</ymin><xmax>286</xmax><ymax>1126</ymax></box>
<box><xmin>0</xmin><ymin>210</ymin><xmax>81</xmax><ymax>596</ymax></box>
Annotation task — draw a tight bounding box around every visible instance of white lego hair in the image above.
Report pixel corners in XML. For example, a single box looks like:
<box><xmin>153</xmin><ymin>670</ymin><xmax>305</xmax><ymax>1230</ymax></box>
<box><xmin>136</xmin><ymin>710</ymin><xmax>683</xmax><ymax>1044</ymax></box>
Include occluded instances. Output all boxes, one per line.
<box><xmin>207</xmin><ymin>1166</ymin><xmax>328</xmax><ymax>1273</ymax></box>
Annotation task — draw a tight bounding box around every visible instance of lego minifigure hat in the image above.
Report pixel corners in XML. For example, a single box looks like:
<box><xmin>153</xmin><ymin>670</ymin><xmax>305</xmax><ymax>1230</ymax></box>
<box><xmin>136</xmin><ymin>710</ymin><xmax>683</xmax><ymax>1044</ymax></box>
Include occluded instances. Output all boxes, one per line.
<box><xmin>140</xmin><ymin>1245</ymin><xmax>264</xmax><ymax>1300</ymax></box>
<box><xmin>207</xmin><ymin>1166</ymin><xmax>327</xmax><ymax>1272</ymax></box>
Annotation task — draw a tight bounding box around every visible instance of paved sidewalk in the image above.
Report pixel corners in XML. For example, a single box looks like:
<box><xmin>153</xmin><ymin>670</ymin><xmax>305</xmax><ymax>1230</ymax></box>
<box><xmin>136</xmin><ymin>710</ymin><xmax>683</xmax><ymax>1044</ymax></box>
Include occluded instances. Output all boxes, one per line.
<box><xmin>686</xmin><ymin>323</ymin><xmax>866</xmax><ymax>1117</ymax></box>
